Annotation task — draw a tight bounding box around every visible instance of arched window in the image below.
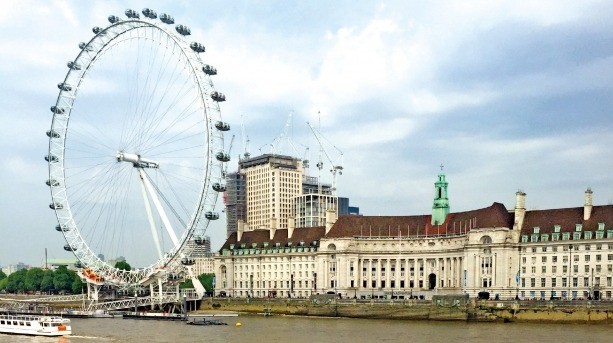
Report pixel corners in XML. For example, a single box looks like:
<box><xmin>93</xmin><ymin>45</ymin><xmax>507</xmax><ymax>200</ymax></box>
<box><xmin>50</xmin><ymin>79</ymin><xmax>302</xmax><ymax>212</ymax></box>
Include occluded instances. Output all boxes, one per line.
<box><xmin>327</xmin><ymin>243</ymin><xmax>336</xmax><ymax>251</ymax></box>
<box><xmin>480</xmin><ymin>235</ymin><xmax>492</xmax><ymax>244</ymax></box>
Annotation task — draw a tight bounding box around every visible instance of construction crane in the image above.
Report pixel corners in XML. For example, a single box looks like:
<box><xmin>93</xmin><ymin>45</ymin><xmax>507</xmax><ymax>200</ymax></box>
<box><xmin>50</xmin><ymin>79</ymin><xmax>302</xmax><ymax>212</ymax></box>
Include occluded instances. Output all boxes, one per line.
<box><xmin>307</xmin><ymin>121</ymin><xmax>343</xmax><ymax>194</ymax></box>
<box><xmin>240</xmin><ymin>115</ymin><xmax>250</xmax><ymax>160</ymax></box>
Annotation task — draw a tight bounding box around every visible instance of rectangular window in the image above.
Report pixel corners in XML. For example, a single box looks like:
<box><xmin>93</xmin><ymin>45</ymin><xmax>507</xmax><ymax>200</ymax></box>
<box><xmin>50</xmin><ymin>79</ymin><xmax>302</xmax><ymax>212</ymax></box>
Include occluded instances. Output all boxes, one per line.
<box><xmin>541</xmin><ymin>278</ymin><xmax>546</xmax><ymax>287</ymax></box>
<box><xmin>552</xmin><ymin>256</ymin><xmax>558</xmax><ymax>263</ymax></box>
<box><xmin>552</xmin><ymin>266</ymin><xmax>557</xmax><ymax>273</ymax></box>
<box><xmin>562</xmin><ymin>278</ymin><xmax>568</xmax><ymax>287</ymax></box>
<box><xmin>585</xmin><ymin>255</ymin><xmax>591</xmax><ymax>262</ymax></box>
<box><xmin>530</xmin><ymin>278</ymin><xmax>536</xmax><ymax>287</ymax></box>
<box><xmin>573</xmin><ymin>277</ymin><xmax>578</xmax><ymax>287</ymax></box>
<box><xmin>551</xmin><ymin>277</ymin><xmax>557</xmax><ymax>287</ymax></box>
<box><xmin>542</xmin><ymin>256</ymin><xmax>547</xmax><ymax>263</ymax></box>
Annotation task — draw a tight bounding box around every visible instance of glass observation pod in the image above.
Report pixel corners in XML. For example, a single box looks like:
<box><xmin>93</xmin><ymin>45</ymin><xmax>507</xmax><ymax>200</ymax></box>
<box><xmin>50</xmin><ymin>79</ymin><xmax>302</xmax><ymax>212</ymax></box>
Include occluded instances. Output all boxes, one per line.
<box><xmin>205</xmin><ymin>211</ymin><xmax>219</xmax><ymax>220</ymax></box>
<box><xmin>74</xmin><ymin>261</ymin><xmax>84</xmax><ymax>268</ymax></box>
<box><xmin>108</xmin><ymin>15</ymin><xmax>121</xmax><ymax>24</ymax></box>
<box><xmin>215</xmin><ymin>121</ymin><xmax>230</xmax><ymax>131</ymax></box>
<box><xmin>46</xmin><ymin>179</ymin><xmax>60</xmax><ymax>187</ymax></box>
<box><xmin>46</xmin><ymin>130</ymin><xmax>60</xmax><ymax>138</ymax></box>
<box><xmin>190</xmin><ymin>42</ymin><xmax>205</xmax><ymax>53</ymax></box>
<box><xmin>175</xmin><ymin>24</ymin><xmax>191</xmax><ymax>36</ymax></box>
<box><xmin>181</xmin><ymin>257</ymin><xmax>195</xmax><ymax>266</ymax></box>
<box><xmin>142</xmin><ymin>8</ymin><xmax>157</xmax><ymax>19</ymax></box>
<box><xmin>50</xmin><ymin>106</ymin><xmax>65</xmax><ymax>114</ymax></box>
<box><xmin>64</xmin><ymin>244</ymin><xmax>76</xmax><ymax>252</ymax></box>
<box><xmin>203</xmin><ymin>64</ymin><xmax>217</xmax><ymax>75</ymax></box>
<box><xmin>159</xmin><ymin>13</ymin><xmax>174</xmax><ymax>24</ymax></box>
<box><xmin>45</xmin><ymin>154</ymin><xmax>59</xmax><ymax>163</ymax></box>
<box><xmin>212</xmin><ymin>183</ymin><xmax>226</xmax><ymax>192</ymax></box>
<box><xmin>194</xmin><ymin>236</ymin><xmax>207</xmax><ymax>245</ymax></box>
<box><xmin>211</xmin><ymin>91</ymin><xmax>226</xmax><ymax>102</ymax></box>
<box><xmin>78</xmin><ymin>42</ymin><xmax>93</xmax><ymax>51</ymax></box>
<box><xmin>67</xmin><ymin>61</ymin><xmax>81</xmax><ymax>70</ymax></box>
<box><xmin>125</xmin><ymin>9</ymin><xmax>140</xmax><ymax>19</ymax></box>
<box><xmin>92</xmin><ymin>26</ymin><xmax>104</xmax><ymax>35</ymax></box>
<box><xmin>49</xmin><ymin>202</ymin><xmax>63</xmax><ymax>210</ymax></box>
<box><xmin>215</xmin><ymin>152</ymin><xmax>230</xmax><ymax>162</ymax></box>
<box><xmin>55</xmin><ymin>224</ymin><xmax>69</xmax><ymax>232</ymax></box>
<box><xmin>57</xmin><ymin>83</ymin><xmax>72</xmax><ymax>91</ymax></box>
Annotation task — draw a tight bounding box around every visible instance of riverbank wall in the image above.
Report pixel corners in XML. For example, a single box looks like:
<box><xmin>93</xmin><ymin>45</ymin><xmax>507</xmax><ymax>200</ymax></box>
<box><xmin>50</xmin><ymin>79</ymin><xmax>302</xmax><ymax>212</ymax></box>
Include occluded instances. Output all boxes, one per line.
<box><xmin>198</xmin><ymin>298</ymin><xmax>613</xmax><ymax>323</ymax></box>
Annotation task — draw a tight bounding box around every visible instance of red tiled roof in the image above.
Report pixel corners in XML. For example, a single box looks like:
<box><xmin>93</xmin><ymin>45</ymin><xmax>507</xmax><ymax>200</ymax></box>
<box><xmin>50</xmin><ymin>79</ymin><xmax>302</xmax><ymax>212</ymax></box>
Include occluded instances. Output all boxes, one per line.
<box><xmin>219</xmin><ymin>226</ymin><xmax>326</xmax><ymax>252</ymax></box>
<box><xmin>326</xmin><ymin>202</ymin><xmax>514</xmax><ymax>238</ymax></box>
<box><xmin>521</xmin><ymin>205</ymin><xmax>613</xmax><ymax>235</ymax></box>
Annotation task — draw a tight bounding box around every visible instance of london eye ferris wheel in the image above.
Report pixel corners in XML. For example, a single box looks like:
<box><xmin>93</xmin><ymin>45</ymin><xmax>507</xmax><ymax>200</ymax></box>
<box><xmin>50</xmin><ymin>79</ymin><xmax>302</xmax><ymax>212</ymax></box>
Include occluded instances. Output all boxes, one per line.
<box><xmin>46</xmin><ymin>8</ymin><xmax>230</xmax><ymax>287</ymax></box>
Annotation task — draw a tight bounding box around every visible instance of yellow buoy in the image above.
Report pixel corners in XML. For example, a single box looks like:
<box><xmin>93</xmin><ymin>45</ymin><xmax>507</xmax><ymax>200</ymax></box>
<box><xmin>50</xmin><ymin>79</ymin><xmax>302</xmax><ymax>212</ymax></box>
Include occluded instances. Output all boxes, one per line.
<box><xmin>236</xmin><ymin>322</ymin><xmax>242</xmax><ymax>327</ymax></box>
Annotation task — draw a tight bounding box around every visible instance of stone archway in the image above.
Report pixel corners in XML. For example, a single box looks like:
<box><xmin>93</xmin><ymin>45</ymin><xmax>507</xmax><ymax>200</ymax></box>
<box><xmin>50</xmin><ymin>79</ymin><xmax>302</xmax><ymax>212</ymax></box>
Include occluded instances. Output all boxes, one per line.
<box><xmin>428</xmin><ymin>273</ymin><xmax>437</xmax><ymax>290</ymax></box>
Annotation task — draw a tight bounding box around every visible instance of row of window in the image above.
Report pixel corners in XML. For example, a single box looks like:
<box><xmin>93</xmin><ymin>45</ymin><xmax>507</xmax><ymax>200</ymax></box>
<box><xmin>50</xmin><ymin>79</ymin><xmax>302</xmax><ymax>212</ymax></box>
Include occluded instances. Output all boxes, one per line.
<box><xmin>522</xmin><ymin>230</ymin><xmax>613</xmax><ymax>242</ymax></box>
<box><xmin>521</xmin><ymin>264</ymin><xmax>613</xmax><ymax>274</ymax></box>
<box><xmin>520</xmin><ymin>276</ymin><xmax>613</xmax><ymax>288</ymax></box>
<box><xmin>523</xmin><ymin>254</ymin><xmax>613</xmax><ymax>264</ymax></box>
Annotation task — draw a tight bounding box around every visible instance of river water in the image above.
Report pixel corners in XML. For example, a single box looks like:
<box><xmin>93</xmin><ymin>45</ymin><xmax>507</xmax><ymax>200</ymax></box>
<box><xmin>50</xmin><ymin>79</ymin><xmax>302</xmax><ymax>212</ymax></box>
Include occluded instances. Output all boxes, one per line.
<box><xmin>2</xmin><ymin>315</ymin><xmax>612</xmax><ymax>343</ymax></box>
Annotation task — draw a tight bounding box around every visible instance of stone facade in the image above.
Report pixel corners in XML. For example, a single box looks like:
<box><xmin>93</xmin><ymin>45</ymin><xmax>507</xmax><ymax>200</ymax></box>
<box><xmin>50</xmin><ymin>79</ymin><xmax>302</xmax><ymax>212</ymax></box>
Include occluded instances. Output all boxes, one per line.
<box><xmin>214</xmin><ymin>173</ymin><xmax>613</xmax><ymax>300</ymax></box>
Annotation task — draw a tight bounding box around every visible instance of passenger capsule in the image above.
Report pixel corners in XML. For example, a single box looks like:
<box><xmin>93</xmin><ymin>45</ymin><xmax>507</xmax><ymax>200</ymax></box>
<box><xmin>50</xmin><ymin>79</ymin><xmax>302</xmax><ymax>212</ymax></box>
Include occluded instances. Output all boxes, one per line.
<box><xmin>50</xmin><ymin>106</ymin><xmax>65</xmax><ymax>114</ymax></box>
<box><xmin>159</xmin><ymin>13</ymin><xmax>175</xmax><ymax>24</ymax></box>
<box><xmin>175</xmin><ymin>24</ymin><xmax>191</xmax><ymax>36</ymax></box>
<box><xmin>74</xmin><ymin>261</ymin><xmax>84</xmax><ymax>268</ymax></box>
<box><xmin>46</xmin><ymin>130</ymin><xmax>60</xmax><ymax>138</ymax></box>
<box><xmin>142</xmin><ymin>8</ymin><xmax>157</xmax><ymax>19</ymax></box>
<box><xmin>78</xmin><ymin>42</ymin><xmax>93</xmax><ymax>51</ymax></box>
<box><xmin>50</xmin><ymin>202</ymin><xmax>63</xmax><ymax>210</ymax></box>
<box><xmin>181</xmin><ymin>257</ymin><xmax>195</xmax><ymax>266</ymax></box>
<box><xmin>194</xmin><ymin>236</ymin><xmax>207</xmax><ymax>245</ymax></box>
<box><xmin>215</xmin><ymin>121</ymin><xmax>230</xmax><ymax>131</ymax></box>
<box><xmin>92</xmin><ymin>26</ymin><xmax>103</xmax><ymax>34</ymax></box>
<box><xmin>212</xmin><ymin>183</ymin><xmax>226</xmax><ymax>192</ymax></box>
<box><xmin>108</xmin><ymin>15</ymin><xmax>121</xmax><ymax>24</ymax></box>
<box><xmin>46</xmin><ymin>179</ymin><xmax>60</xmax><ymax>187</ymax></box>
<box><xmin>211</xmin><ymin>91</ymin><xmax>226</xmax><ymax>102</ymax></box>
<box><xmin>125</xmin><ymin>9</ymin><xmax>140</xmax><ymax>19</ymax></box>
<box><xmin>63</xmin><ymin>244</ymin><xmax>75</xmax><ymax>252</ymax></box>
<box><xmin>202</xmin><ymin>64</ymin><xmax>217</xmax><ymax>75</ymax></box>
<box><xmin>45</xmin><ymin>154</ymin><xmax>59</xmax><ymax>163</ymax></box>
<box><xmin>57</xmin><ymin>83</ymin><xmax>72</xmax><ymax>91</ymax></box>
<box><xmin>215</xmin><ymin>152</ymin><xmax>230</xmax><ymax>162</ymax></box>
<box><xmin>55</xmin><ymin>224</ymin><xmax>69</xmax><ymax>232</ymax></box>
<box><xmin>205</xmin><ymin>211</ymin><xmax>220</xmax><ymax>220</ymax></box>
<box><xmin>67</xmin><ymin>61</ymin><xmax>81</xmax><ymax>70</ymax></box>
<box><xmin>190</xmin><ymin>42</ymin><xmax>205</xmax><ymax>53</ymax></box>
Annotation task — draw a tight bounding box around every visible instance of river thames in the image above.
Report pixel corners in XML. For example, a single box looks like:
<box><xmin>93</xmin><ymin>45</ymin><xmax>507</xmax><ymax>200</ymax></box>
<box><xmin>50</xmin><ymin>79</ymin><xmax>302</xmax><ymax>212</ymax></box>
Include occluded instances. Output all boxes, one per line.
<box><xmin>1</xmin><ymin>315</ymin><xmax>612</xmax><ymax>343</ymax></box>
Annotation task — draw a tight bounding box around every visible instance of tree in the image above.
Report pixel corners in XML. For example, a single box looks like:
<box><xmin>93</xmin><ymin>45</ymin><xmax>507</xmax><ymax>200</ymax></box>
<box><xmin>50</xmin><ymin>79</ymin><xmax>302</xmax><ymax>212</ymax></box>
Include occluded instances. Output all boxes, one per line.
<box><xmin>53</xmin><ymin>266</ymin><xmax>73</xmax><ymax>293</ymax></box>
<box><xmin>41</xmin><ymin>269</ymin><xmax>55</xmax><ymax>293</ymax></box>
<box><xmin>198</xmin><ymin>273</ymin><xmax>215</xmax><ymax>293</ymax></box>
<box><xmin>0</xmin><ymin>269</ymin><xmax>7</xmax><ymax>281</ymax></box>
<box><xmin>71</xmin><ymin>273</ymin><xmax>84</xmax><ymax>294</ymax></box>
<box><xmin>179</xmin><ymin>279</ymin><xmax>193</xmax><ymax>289</ymax></box>
<box><xmin>25</xmin><ymin>268</ymin><xmax>45</xmax><ymax>292</ymax></box>
<box><xmin>6</xmin><ymin>269</ymin><xmax>27</xmax><ymax>293</ymax></box>
<box><xmin>0</xmin><ymin>277</ymin><xmax>7</xmax><ymax>291</ymax></box>
<box><xmin>114</xmin><ymin>260</ymin><xmax>131</xmax><ymax>271</ymax></box>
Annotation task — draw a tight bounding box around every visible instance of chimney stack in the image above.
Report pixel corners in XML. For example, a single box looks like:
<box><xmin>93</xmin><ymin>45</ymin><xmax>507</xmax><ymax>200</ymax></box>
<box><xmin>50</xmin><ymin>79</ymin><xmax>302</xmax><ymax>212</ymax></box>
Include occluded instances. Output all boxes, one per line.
<box><xmin>288</xmin><ymin>218</ymin><xmax>295</xmax><ymax>239</ymax></box>
<box><xmin>513</xmin><ymin>190</ymin><xmax>526</xmax><ymax>231</ymax></box>
<box><xmin>584</xmin><ymin>188</ymin><xmax>593</xmax><ymax>221</ymax></box>
<box><xmin>325</xmin><ymin>209</ymin><xmax>338</xmax><ymax>235</ymax></box>
<box><xmin>237</xmin><ymin>220</ymin><xmax>245</xmax><ymax>241</ymax></box>
<box><xmin>269</xmin><ymin>217</ymin><xmax>277</xmax><ymax>240</ymax></box>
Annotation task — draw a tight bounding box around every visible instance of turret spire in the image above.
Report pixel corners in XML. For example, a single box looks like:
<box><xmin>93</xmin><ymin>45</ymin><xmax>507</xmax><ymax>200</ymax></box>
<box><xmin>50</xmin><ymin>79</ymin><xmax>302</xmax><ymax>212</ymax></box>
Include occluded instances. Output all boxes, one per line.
<box><xmin>431</xmin><ymin>168</ymin><xmax>450</xmax><ymax>225</ymax></box>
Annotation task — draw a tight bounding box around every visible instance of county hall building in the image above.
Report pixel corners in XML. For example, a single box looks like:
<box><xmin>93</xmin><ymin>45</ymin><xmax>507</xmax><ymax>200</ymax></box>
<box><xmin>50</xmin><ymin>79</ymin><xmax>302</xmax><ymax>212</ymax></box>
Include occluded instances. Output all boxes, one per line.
<box><xmin>214</xmin><ymin>171</ymin><xmax>613</xmax><ymax>300</ymax></box>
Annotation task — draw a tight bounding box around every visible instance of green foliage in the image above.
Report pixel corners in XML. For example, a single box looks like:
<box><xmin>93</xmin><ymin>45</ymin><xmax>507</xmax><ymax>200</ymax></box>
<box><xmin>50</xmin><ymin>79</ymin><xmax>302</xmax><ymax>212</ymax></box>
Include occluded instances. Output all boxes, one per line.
<box><xmin>0</xmin><ymin>278</ymin><xmax>7</xmax><ymax>290</ymax></box>
<box><xmin>6</xmin><ymin>269</ymin><xmax>27</xmax><ymax>293</ymax></box>
<box><xmin>71</xmin><ymin>274</ymin><xmax>84</xmax><ymax>294</ymax></box>
<box><xmin>0</xmin><ymin>269</ymin><xmax>7</xmax><ymax>280</ymax></box>
<box><xmin>25</xmin><ymin>268</ymin><xmax>45</xmax><ymax>291</ymax></box>
<box><xmin>53</xmin><ymin>266</ymin><xmax>73</xmax><ymax>292</ymax></box>
<box><xmin>198</xmin><ymin>273</ymin><xmax>215</xmax><ymax>292</ymax></box>
<box><xmin>179</xmin><ymin>279</ymin><xmax>194</xmax><ymax>289</ymax></box>
<box><xmin>114</xmin><ymin>260</ymin><xmax>132</xmax><ymax>271</ymax></box>
<box><xmin>40</xmin><ymin>269</ymin><xmax>55</xmax><ymax>292</ymax></box>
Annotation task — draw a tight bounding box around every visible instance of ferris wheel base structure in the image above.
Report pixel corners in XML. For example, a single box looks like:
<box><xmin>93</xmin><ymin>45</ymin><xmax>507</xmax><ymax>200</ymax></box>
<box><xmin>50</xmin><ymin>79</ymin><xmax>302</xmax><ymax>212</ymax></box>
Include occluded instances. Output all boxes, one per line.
<box><xmin>47</xmin><ymin>7</ymin><xmax>230</xmax><ymax>300</ymax></box>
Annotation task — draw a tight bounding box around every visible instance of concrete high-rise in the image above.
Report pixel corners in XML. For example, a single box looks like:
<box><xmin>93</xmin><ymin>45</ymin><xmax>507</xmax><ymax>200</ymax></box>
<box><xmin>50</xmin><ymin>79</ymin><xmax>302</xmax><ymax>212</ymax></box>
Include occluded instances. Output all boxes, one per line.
<box><xmin>239</xmin><ymin>154</ymin><xmax>303</xmax><ymax>230</ymax></box>
<box><xmin>224</xmin><ymin>171</ymin><xmax>247</xmax><ymax>237</ymax></box>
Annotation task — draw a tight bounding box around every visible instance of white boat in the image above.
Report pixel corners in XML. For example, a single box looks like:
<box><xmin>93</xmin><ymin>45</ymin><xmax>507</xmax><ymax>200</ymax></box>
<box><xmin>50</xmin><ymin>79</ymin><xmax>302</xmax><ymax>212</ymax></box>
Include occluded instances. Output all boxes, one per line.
<box><xmin>0</xmin><ymin>314</ymin><xmax>72</xmax><ymax>337</ymax></box>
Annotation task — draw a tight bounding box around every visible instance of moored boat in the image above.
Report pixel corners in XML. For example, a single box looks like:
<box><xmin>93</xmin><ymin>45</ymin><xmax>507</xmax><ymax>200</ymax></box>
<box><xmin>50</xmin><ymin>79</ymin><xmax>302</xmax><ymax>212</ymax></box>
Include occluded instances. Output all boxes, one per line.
<box><xmin>0</xmin><ymin>314</ymin><xmax>71</xmax><ymax>336</ymax></box>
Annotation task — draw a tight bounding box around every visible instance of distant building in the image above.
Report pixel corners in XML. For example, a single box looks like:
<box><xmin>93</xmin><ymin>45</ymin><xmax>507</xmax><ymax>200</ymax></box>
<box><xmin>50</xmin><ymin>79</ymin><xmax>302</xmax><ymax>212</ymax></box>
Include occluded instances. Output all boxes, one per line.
<box><xmin>239</xmin><ymin>154</ymin><xmax>303</xmax><ymax>230</ymax></box>
<box><xmin>225</xmin><ymin>171</ymin><xmax>247</xmax><ymax>238</ymax></box>
<box><xmin>2</xmin><ymin>262</ymin><xmax>29</xmax><ymax>275</ymax></box>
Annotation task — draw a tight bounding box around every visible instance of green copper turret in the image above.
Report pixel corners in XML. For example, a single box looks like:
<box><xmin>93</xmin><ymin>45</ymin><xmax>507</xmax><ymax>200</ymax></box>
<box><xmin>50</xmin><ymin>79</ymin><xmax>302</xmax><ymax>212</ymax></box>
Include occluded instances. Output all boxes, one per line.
<box><xmin>431</xmin><ymin>167</ymin><xmax>450</xmax><ymax>225</ymax></box>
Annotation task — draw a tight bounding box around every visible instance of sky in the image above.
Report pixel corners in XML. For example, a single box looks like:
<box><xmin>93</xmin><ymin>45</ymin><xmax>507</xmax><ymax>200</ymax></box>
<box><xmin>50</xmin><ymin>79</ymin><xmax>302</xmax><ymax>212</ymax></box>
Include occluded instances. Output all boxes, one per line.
<box><xmin>1</xmin><ymin>0</ymin><xmax>613</xmax><ymax>268</ymax></box>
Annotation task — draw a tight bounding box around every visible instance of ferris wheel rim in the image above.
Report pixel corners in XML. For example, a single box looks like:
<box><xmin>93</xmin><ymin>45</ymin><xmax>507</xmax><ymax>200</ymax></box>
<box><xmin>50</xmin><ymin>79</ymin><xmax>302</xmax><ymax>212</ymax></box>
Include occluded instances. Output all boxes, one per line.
<box><xmin>47</xmin><ymin>11</ymin><xmax>226</xmax><ymax>287</ymax></box>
